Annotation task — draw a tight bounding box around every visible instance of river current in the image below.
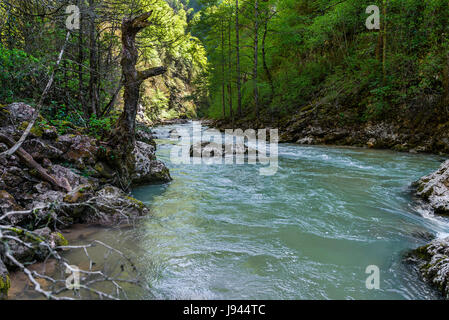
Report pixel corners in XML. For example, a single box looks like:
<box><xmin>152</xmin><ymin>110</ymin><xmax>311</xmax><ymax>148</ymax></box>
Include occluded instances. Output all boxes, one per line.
<box><xmin>12</xmin><ymin>121</ymin><xmax>449</xmax><ymax>300</ymax></box>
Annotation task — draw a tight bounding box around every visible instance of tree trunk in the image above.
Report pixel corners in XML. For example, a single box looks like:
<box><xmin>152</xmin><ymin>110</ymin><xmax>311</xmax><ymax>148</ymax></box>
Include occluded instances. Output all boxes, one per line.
<box><xmin>235</xmin><ymin>0</ymin><xmax>242</xmax><ymax>118</ymax></box>
<box><xmin>382</xmin><ymin>0</ymin><xmax>387</xmax><ymax>84</ymax></box>
<box><xmin>262</xmin><ymin>19</ymin><xmax>274</xmax><ymax>106</ymax></box>
<box><xmin>78</xmin><ymin>0</ymin><xmax>86</xmax><ymax>117</ymax></box>
<box><xmin>228</xmin><ymin>16</ymin><xmax>234</xmax><ymax>128</ymax></box>
<box><xmin>443</xmin><ymin>52</ymin><xmax>449</xmax><ymax>115</ymax></box>
<box><xmin>108</xmin><ymin>12</ymin><xmax>167</xmax><ymax>184</ymax></box>
<box><xmin>88</xmin><ymin>0</ymin><xmax>99</xmax><ymax>117</ymax></box>
<box><xmin>221</xmin><ymin>19</ymin><xmax>226</xmax><ymax>119</ymax></box>
<box><xmin>253</xmin><ymin>0</ymin><xmax>259</xmax><ymax>122</ymax></box>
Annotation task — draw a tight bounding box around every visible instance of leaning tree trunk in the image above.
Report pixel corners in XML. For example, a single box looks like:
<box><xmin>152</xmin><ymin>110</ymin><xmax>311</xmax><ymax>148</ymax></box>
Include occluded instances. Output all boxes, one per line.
<box><xmin>109</xmin><ymin>12</ymin><xmax>167</xmax><ymax>186</ymax></box>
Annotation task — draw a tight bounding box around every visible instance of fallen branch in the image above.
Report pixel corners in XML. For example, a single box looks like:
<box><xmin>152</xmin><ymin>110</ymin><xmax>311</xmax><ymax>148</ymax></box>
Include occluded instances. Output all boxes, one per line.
<box><xmin>0</xmin><ymin>133</ymin><xmax>72</xmax><ymax>192</ymax></box>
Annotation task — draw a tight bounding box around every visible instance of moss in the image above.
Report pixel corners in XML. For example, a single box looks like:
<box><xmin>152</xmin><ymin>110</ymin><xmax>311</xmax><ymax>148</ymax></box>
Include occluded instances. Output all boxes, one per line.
<box><xmin>17</xmin><ymin>121</ymin><xmax>44</xmax><ymax>137</ymax></box>
<box><xmin>8</xmin><ymin>227</ymin><xmax>45</xmax><ymax>243</ymax></box>
<box><xmin>0</xmin><ymin>275</ymin><xmax>11</xmax><ymax>297</ymax></box>
<box><xmin>8</xmin><ymin>227</ymin><xmax>23</xmax><ymax>235</ymax></box>
<box><xmin>126</xmin><ymin>196</ymin><xmax>146</xmax><ymax>210</ymax></box>
<box><xmin>53</xmin><ymin>232</ymin><xmax>69</xmax><ymax>246</ymax></box>
<box><xmin>30</xmin><ymin>125</ymin><xmax>44</xmax><ymax>137</ymax></box>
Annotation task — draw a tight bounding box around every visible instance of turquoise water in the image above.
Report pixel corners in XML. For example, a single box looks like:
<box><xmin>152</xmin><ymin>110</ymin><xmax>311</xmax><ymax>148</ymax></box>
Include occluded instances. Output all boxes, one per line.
<box><xmin>15</xmin><ymin>121</ymin><xmax>447</xmax><ymax>300</ymax></box>
<box><xmin>127</xmin><ymin>122</ymin><xmax>448</xmax><ymax>299</ymax></box>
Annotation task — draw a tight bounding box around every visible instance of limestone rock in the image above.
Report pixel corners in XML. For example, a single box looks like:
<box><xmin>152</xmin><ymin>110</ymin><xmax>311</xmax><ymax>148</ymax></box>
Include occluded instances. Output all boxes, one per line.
<box><xmin>6</xmin><ymin>102</ymin><xmax>35</xmax><ymax>124</ymax></box>
<box><xmin>80</xmin><ymin>186</ymin><xmax>149</xmax><ymax>226</ymax></box>
<box><xmin>0</xmin><ymin>190</ymin><xmax>25</xmax><ymax>225</ymax></box>
<box><xmin>415</xmin><ymin>160</ymin><xmax>449</xmax><ymax>215</ymax></box>
<box><xmin>136</xmin><ymin>129</ymin><xmax>157</xmax><ymax>148</ymax></box>
<box><xmin>48</xmin><ymin>165</ymin><xmax>89</xmax><ymax>189</ymax></box>
<box><xmin>408</xmin><ymin>237</ymin><xmax>449</xmax><ymax>299</ymax></box>
<box><xmin>22</xmin><ymin>139</ymin><xmax>63</xmax><ymax>161</ymax></box>
<box><xmin>131</xmin><ymin>141</ymin><xmax>171</xmax><ymax>185</ymax></box>
<box><xmin>56</xmin><ymin>134</ymin><xmax>98</xmax><ymax>168</ymax></box>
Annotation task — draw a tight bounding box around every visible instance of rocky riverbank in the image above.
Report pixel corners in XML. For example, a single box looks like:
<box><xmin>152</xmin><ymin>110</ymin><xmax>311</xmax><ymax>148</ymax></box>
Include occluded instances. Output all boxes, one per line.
<box><xmin>0</xmin><ymin>102</ymin><xmax>172</xmax><ymax>299</ymax></box>
<box><xmin>213</xmin><ymin>103</ymin><xmax>449</xmax><ymax>156</ymax></box>
<box><xmin>408</xmin><ymin>160</ymin><xmax>449</xmax><ymax>298</ymax></box>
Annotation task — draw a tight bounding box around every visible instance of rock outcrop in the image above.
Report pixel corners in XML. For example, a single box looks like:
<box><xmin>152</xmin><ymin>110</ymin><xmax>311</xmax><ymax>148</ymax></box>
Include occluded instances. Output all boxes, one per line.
<box><xmin>407</xmin><ymin>237</ymin><xmax>449</xmax><ymax>299</ymax></box>
<box><xmin>131</xmin><ymin>141</ymin><xmax>171</xmax><ymax>185</ymax></box>
<box><xmin>408</xmin><ymin>160</ymin><xmax>449</xmax><ymax>298</ymax></box>
<box><xmin>0</xmin><ymin>102</ymin><xmax>172</xmax><ymax>299</ymax></box>
<box><xmin>414</xmin><ymin>160</ymin><xmax>449</xmax><ymax>215</ymax></box>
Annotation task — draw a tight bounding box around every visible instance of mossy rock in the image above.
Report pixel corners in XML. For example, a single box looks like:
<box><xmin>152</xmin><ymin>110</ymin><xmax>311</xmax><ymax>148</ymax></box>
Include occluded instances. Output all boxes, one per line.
<box><xmin>63</xmin><ymin>184</ymin><xmax>94</xmax><ymax>204</ymax></box>
<box><xmin>51</xmin><ymin>232</ymin><xmax>69</xmax><ymax>247</ymax></box>
<box><xmin>18</xmin><ymin>121</ymin><xmax>44</xmax><ymax>137</ymax></box>
<box><xmin>0</xmin><ymin>275</ymin><xmax>10</xmax><ymax>300</ymax></box>
<box><xmin>126</xmin><ymin>196</ymin><xmax>146</xmax><ymax>210</ymax></box>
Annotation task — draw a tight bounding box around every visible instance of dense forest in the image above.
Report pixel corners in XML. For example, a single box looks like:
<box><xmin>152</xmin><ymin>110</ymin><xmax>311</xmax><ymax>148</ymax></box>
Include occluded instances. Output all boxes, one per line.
<box><xmin>197</xmin><ymin>0</ymin><xmax>449</xmax><ymax>128</ymax></box>
<box><xmin>0</xmin><ymin>0</ymin><xmax>208</xmax><ymax>131</ymax></box>
<box><xmin>2</xmin><ymin>0</ymin><xmax>449</xmax><ymax>139</ymax></box>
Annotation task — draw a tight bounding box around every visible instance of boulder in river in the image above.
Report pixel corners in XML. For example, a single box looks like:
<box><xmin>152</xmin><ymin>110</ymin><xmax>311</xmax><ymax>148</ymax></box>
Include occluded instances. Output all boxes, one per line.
<box><xmin>131</xmin><ymin>141</ymin><xmax>171</xmax><ymax>185</ymax></box>
<box><xmin>407</xmin><ymin>237</ymin><xmax>449</xmax><ymax>299</ymax></box>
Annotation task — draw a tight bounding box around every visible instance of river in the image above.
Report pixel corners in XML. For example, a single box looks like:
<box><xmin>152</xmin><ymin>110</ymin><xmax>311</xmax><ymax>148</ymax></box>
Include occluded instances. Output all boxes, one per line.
<box><xmin>11</xmin><ymin>121</ymin><xmax>449</xmax><ymax>300</ymax></box>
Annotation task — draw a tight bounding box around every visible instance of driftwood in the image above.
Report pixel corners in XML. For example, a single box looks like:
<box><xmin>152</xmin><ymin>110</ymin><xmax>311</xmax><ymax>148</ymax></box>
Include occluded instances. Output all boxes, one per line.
<box><xmin>0</xmin><ymin>133</ymin><xmax>71</xmax><ymax>192</ymax></box>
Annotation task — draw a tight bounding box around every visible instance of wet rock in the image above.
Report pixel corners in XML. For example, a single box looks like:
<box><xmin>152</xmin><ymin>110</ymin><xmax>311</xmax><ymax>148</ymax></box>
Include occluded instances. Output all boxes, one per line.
<box><xmin>408</xmin><ymin>237</ymin><xmax>449</xmax><ymax>299</ymax></box>
<box><xmin>78</xmin><ymin>186</ymin><xmax>149</xmax><ymax>226</ymax></box>
<box><xmin>415</xmin><ymin>160</ymin><xmax>449</xmax><ymax>215</ymax></box>
<box><xmin>131</xmin><ymin>141</ymin><xmax>171</xmax><ymax>185</ymax></box>
<box><xmin>297</xmin><ymin>137</ymin><xmax>314</xmax><ymax>145</ymax></box>
<box><xmin>189</xmin><ymin>141</ymin><xmax>258</xmax><ymax>158</ymax></box>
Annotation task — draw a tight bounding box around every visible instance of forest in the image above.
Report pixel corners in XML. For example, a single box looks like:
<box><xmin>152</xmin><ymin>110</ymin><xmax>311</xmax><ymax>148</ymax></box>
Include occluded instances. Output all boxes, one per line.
<box><xmin>1</xmin><ymin>0</ymin><xmax>449</xmax><ymax>303</ymax></box>
<box><xmin>1</xmin><ymin>0</ymin><xmax>449</xmax><ymax>134</ymax></box>
<box><xmin>198</xmin><ymin>0</ymin><xmax>449</xmax><ymax>128</ymax></box>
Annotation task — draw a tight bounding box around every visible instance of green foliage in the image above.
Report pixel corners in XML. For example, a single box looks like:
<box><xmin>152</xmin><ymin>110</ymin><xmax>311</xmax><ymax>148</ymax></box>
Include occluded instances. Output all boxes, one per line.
<box><xmin>0</xmin><ymin>44</ymin><xmax>43</xmax><ymax>103</ymax></box>
<box><xmin>196</xmin><ymin>0</ymin><xmax>449</xmax><ymax>123</ymax></box>
<box><xmin>88</xmin><ymin>114</ymin><xmax>115</xmax><ymax>139</ymax></box>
